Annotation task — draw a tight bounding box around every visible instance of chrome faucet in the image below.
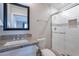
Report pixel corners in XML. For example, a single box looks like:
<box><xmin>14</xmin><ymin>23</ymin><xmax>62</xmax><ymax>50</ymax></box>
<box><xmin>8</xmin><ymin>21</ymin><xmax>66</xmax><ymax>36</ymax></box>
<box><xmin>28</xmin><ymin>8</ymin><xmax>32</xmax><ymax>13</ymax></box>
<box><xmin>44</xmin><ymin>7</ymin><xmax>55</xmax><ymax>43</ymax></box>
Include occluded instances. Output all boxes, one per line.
<box><xmin>16</xmin><ymin>35</ymin><xmax>20</xmax><ymax>40</ymax></box>
<box><xmin>13</xmin><ymin>36</ymin><xmax>16</xmax><ymax>40</ymax></box>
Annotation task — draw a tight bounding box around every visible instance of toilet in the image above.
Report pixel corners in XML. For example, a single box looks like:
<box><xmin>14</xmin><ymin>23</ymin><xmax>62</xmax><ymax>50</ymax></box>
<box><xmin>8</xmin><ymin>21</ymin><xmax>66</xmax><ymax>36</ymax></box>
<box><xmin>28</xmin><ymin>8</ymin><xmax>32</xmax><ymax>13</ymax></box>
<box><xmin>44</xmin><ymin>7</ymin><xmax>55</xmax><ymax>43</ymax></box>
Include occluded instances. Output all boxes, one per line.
<box><xmin>37</xmin><ymin>38</ymin><xmax>56</xmax><ymax>56</ymax></box>
<box><xmin>41</xmin><ymin>49</ymin><xmax>56</xmax><ymax>56</ymax></box>
<box><xmin>37</xmin><ymin>37</ymin><xmax>47</xmax><ymax>49</ymax></box>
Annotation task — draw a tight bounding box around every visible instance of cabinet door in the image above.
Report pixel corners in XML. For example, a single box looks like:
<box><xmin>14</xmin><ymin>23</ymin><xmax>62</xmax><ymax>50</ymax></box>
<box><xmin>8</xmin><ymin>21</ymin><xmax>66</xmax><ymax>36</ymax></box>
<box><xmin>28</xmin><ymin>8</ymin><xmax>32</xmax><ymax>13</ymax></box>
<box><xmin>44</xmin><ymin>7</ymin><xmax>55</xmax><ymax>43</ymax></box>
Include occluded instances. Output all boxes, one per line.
<box><xmin>0</xmin><ymin>45</ymin><xmax>37</xmax><ymax>56</ymax></box>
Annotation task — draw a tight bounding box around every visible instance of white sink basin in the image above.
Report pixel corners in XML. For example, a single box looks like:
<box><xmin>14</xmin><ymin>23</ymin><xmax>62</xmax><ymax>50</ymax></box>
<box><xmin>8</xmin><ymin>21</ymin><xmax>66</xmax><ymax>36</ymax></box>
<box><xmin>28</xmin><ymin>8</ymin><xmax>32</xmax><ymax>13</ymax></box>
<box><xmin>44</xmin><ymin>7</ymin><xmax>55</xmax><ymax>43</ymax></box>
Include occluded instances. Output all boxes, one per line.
<box><xmin>4</xmin><ymin>40</ymin><xmax>29</xmax><ymax>46</ymax></box>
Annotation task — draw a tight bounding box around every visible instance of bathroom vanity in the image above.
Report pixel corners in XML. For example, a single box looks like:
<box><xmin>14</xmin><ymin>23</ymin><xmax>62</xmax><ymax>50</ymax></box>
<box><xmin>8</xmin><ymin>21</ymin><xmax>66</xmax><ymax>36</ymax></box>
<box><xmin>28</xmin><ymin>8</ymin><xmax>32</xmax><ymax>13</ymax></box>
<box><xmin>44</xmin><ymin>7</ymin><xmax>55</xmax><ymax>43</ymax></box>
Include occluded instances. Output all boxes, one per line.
<box><xmin>0</xmin><ymin>39</ymin><xmax>39</xmax><ymax>56</ymax></box>
<box><xmin>0</xmin><ymin>3</ymin><xmax>39</xmax><ymax>56</ymax></box>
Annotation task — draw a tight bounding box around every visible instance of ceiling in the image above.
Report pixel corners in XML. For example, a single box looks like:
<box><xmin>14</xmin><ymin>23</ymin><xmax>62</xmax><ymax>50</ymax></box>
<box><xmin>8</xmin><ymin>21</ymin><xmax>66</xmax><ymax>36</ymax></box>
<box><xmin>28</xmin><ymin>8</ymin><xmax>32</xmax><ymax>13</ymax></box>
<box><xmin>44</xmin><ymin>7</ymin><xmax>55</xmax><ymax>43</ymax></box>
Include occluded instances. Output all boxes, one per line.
<box><xmin>50</xmin><ymin>3</ymin><xmax>71</xmax><ymax>10</ymax></box>
<box><xmin>20</xmin><ymin>3</ymin><xmax>71</xmax><ymax>10</ymax></box>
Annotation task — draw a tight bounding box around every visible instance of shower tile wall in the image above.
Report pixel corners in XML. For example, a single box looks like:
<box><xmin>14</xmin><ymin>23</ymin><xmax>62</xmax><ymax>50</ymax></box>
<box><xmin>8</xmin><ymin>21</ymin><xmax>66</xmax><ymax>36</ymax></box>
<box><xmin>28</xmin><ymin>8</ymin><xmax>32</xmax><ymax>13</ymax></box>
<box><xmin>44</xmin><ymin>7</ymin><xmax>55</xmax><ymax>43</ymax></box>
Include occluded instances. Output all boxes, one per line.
<box><xmin>52</xmin><ymin>5</ymin><xmax>79</xmax><ymax>56</ymax></box>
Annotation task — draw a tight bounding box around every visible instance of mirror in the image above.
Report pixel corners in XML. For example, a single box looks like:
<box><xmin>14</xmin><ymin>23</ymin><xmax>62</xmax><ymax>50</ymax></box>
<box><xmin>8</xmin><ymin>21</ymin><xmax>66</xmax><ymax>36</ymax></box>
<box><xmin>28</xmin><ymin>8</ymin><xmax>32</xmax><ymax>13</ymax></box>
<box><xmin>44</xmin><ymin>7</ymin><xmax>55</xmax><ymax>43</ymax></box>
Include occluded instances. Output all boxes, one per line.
<box><xmin>3</xmin><ymin>3</ymin><xmax>30</xmax><ymax>30</ymax></box>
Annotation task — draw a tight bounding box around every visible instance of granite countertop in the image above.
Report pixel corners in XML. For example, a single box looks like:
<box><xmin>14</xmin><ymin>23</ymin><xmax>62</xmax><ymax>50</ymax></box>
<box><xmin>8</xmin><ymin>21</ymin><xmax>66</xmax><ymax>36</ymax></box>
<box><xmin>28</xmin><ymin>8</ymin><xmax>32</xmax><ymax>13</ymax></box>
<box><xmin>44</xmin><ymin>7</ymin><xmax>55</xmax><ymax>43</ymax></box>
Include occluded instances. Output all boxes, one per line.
<box><xmin>0</xmin><ymin>39</ymin><xmax>39</xmax><ymax>53</ymax></box>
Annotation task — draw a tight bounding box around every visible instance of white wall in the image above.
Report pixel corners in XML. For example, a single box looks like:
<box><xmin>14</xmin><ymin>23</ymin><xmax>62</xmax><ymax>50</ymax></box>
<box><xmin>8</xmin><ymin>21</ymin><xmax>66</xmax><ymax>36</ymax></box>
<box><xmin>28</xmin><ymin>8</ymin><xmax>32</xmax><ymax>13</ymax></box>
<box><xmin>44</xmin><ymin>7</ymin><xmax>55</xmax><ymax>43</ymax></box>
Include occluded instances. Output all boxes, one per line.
<box><xmin>29</xmin><ymin>4</ymin><xmax>57</xmax><ymax>38</ymax></box>
<box><xmin>29</xmin><ymin>3</ymin><xmax>57</xmax><ymax>48</ymax></box>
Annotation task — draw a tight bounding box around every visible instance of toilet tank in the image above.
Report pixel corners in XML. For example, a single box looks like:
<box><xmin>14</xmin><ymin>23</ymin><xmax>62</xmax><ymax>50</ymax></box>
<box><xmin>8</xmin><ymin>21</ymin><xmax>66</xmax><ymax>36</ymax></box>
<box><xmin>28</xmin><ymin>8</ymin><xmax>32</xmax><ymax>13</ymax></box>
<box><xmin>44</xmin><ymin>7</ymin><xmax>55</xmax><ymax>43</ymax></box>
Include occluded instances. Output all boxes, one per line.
<box><xmin>37</xmin><ymin>38</ymin><xmax>47</xmax><ymax>49</ymax></box>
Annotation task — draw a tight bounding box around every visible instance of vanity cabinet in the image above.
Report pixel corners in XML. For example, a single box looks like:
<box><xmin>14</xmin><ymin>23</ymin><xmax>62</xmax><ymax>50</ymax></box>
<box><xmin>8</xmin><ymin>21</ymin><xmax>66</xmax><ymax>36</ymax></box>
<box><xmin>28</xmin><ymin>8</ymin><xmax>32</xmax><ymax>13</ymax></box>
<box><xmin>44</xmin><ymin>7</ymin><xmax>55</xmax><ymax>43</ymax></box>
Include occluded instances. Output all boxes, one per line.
<box><xmin>0</xmin><ymin>45</ymin><xmax>37</xmax><ymax>56</ymax></box>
